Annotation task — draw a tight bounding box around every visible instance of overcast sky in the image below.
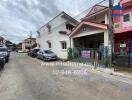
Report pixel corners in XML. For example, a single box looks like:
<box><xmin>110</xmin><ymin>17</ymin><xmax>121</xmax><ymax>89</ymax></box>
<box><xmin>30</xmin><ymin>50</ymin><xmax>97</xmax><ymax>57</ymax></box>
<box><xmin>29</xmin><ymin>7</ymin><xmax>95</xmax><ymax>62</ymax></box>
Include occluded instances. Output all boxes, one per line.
<box><xmin>0</xmin><ymin>0</ymin><xmax>119</xmax><ymax>43</ymax></box>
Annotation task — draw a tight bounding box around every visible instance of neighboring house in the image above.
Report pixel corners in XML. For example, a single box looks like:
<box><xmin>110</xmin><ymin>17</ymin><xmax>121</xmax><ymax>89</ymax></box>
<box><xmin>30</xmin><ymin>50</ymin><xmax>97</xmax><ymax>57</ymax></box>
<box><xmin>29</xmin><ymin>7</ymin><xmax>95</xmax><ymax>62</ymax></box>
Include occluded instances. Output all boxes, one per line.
<box><xmin>69</xmin><ymin>5</ymin><xmax>109</xmax><ymax>55</ymax></box>
<box><xmin>0</xmin><ymin>36</ymin><xmax>5</xmax><ymax>47</ymax></box>
<box><xmin>37</xmin><ymin>12</ymin><xmax>78</xmax><ymax>59</ymax></box>
<box><xmin>114</xmin><ymin>0</ymin><xmax>132</xmax><ymax>55</ymax></box>
<box><xmin>22</xmin><ymin>38</ymin><xmax>36</xmax><ymax>52</ymax></box>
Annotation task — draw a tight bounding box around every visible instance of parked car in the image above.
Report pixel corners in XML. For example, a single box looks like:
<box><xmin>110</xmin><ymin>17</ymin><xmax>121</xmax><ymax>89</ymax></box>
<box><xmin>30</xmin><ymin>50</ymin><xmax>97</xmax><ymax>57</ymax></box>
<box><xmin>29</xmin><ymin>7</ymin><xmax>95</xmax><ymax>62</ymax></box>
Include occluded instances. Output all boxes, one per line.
<box><xmin>0</xmin><ymin>47</ymin><xmax>10</xmax><ymax>63</ymax></box>
<box><xmin>37</xmin><ymin>50</ymin><xmax>57</xmax><ymax>61</ymax></box>
<box><xmin>0</xmin><ymin>54</ymin><xmax>5</xmax><ymax>70</ymax></box>
<box><xmin>17</xmin><ymin>50</ymin><xmax>23</xmax><ymax>53</ymax></box>
<box><xmin>28</xmin><ymin>49</ymin><xmax>40</xmax><ymax>58</ymax></box>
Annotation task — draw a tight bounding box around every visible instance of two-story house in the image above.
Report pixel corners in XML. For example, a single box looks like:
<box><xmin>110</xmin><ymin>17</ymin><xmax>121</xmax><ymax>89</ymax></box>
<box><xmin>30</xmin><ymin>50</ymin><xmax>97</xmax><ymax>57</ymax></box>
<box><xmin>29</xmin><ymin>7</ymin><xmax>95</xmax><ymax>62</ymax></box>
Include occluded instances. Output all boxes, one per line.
<box><xmin>37</xmin><ymin>12</ymin><xmax>78</xmax><ymax>59</ymax></box>
<box><xmin>114</xmin><ymin>0</ymin><xmax>132</xmax><ymax>56</ymax></box>
<box><xmin>69</xmin><ymin>5</ymin><xmax>109</xmax><ymax>59</ymax></box>
<box><xmin>0</xmin><ymin>36</ymin><xmax>5</xmax><ymax>47</ymax></box>
<box><xmin>22</xmin><ymin>38</ymin><xmax>36</xmax><ymax>52</ymax></box>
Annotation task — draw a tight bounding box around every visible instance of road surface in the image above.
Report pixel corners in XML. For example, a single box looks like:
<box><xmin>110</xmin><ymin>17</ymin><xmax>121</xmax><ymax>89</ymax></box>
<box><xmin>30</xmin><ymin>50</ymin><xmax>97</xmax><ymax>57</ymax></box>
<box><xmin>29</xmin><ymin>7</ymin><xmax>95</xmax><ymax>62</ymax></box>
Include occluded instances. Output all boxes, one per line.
<box><xmin>0</xmin><ymin>53</ymin><xmax>132</xmax><ymax>100</ymax></box>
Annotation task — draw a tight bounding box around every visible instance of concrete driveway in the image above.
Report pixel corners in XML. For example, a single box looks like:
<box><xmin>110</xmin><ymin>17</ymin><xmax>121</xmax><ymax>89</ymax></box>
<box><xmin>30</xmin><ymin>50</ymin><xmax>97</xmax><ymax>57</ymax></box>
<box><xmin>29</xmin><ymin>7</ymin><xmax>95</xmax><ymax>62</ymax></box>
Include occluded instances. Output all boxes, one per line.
<box><xmin>0</xmin><ymin>53</ymin><xmax>132</xmax><ymax>100</ymax></box>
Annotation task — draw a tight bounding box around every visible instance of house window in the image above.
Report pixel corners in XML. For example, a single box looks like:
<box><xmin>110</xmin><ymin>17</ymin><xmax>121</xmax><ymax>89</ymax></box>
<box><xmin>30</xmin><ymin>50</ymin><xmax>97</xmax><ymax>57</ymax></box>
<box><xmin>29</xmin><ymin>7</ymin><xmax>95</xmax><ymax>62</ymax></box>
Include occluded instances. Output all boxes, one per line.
<box><xmin>123</xmin><ymin>13</ymin><xmax>131</xmax><ymax>22</ymax></box>
<box><xmin>46</xmin><ymin>24</ymin><xmax>51</xmax><ymax>33</ymax></box>
<box><xmin>59</xmin><ymin>31</ymin><xmax>67</xmax><ymax>34</ymax></box>
<box><xmin>66</xmin><ymin>24</ymin><xmax>74</xmax><ymax>31</ymax></box>
<box><xmin>48</xmin><ymin>42</ymin><xmax>51</xmax><ymax>48</ymax></box>
<box><xmin>114</xmin><ymin>23</ymin><xmax>120</xmax><ymax>29</ymax></box>
<box><xmin>60</xmin><ymin>41</ymin><xmax>67</xmax><ymax>49</ymax></box>
<box><xmin>37</xmin><ymin>31</ymin><xmax>40</xmax><ymax>37</ymax></box>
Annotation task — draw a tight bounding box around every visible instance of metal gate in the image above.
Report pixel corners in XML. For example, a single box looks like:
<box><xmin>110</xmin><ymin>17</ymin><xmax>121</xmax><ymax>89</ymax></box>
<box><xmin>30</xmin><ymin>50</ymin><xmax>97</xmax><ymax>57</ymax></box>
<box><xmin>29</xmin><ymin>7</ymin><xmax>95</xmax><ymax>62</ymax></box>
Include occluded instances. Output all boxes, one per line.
<box><xmin>67</xmin><ymin>47</ymin><xmax>108</xmax><ymax>67</ymax></box>
<box><xmin>113</xmin><ymin>40</ymin><xmax>132</xmax><ymax>67</ymax></box>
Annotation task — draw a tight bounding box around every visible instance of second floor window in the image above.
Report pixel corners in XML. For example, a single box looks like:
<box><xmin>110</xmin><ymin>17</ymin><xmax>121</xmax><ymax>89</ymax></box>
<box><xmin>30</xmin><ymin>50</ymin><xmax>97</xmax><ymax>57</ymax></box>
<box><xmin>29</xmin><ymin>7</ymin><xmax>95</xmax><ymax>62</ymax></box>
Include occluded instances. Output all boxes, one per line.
<box><xmin>37</xmin><ymin>31</ymin><xmax>40</xmax><ymax>37</ymax></box>
<box><xmin>66</xmin><ymin>24</ymin><xmax>74</xmax><ymax>31</ymax></box>
<box><xmin>123</xmin><ymin>13</ymin><xmax>131</xmax><ymax>22</ymax></box>
<box><xmin>46</xmin><ymin>24</ymin><xmax>51</xmax><ymax>33</ymax></box>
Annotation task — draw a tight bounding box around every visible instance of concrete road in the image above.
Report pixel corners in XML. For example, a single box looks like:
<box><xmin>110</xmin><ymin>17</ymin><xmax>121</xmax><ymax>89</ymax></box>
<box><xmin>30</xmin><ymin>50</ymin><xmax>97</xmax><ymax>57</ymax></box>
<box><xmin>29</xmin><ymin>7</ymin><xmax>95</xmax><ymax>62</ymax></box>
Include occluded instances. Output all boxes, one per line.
<box><xmin>0</xmin><ymin>53</ymin><xmax>132</xmax><ymax>100</ymax></box>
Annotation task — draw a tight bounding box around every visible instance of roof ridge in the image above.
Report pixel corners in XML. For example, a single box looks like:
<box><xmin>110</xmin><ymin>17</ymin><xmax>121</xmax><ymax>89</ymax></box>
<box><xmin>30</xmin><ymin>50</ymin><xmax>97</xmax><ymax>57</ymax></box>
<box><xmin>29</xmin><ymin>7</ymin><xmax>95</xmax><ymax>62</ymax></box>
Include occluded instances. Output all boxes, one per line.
<box><xmin>38</xmin><ymin>11</ymin><xmax>78</xmax><ymax>31</ymax></box>
<box><xmin>85</xmin><ymin>4</ymin><xmax>108</xmax><ymax>18</ymax></box>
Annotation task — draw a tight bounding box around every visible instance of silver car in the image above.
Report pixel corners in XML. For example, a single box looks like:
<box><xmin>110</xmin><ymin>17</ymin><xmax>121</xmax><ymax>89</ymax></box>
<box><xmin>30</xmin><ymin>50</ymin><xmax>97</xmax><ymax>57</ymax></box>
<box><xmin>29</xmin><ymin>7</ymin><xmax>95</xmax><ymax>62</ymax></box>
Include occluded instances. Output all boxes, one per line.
<box><xmin>37</xmin><ymin>50</ymin><xmax>57</xmax><ymax>61</ymax></box>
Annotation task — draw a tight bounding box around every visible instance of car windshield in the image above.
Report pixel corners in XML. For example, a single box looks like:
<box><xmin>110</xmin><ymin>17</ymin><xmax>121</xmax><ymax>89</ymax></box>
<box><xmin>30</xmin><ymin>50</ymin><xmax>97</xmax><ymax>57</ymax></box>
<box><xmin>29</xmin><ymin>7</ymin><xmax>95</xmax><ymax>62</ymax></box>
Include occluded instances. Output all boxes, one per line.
<box><xmin>44</xmin><ymin>50</ymin><xmax>53</xmax><ymax>54</ymax></box>
<box><xmin>34</xmin><ymin>49</ymin><xmax>40</xmax><ymax>53</ymax></box>
<box><xmin>0</xmin><ymin>48</ymin><xmax>8</xmax><ymax>52</ymax></box>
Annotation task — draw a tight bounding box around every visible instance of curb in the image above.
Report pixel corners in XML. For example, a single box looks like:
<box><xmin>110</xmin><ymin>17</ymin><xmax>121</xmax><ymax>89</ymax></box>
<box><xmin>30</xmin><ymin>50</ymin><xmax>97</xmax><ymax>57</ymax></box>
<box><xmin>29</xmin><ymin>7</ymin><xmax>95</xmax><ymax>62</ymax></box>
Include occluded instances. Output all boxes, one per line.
<box><xmin>92</xmin><ymin>68</ymin><xmax>132</xmax><ymax>84</ymax></box>
<box><xmin>96</xmin><ymin>68</ymin><xmax>132</xmax><ymax>79</ymax></box>
<box><xmin>94</xmin><ymin>67</ymin><xmax>132</xmax><ymax>80</ymax></box>
<box><xmin>111</xmin><ymin>72</ymin><xmax>132</xmax><ymax>80</ymax></box>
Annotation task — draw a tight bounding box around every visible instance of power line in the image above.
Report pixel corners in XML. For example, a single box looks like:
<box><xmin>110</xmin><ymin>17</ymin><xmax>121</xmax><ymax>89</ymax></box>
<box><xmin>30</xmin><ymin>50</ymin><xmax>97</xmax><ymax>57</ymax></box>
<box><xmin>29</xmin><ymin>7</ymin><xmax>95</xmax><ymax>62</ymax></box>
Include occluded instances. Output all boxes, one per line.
<box><xmin>73</xmin><ymin>0</ymin><xmax>109</xmax><ymax>19</ymax></box>
<box><xmin>38</xmin><ymin>0</ymin><xmax>109</xmax><ymax>32</ymax></box>
<box><xmin>42</xmin><ymin>0</ymin><xmax>119</xmax><ymax>31</ymax></box>
<box><xmin>74</xmin><ymin>0</ymin><xmax>119</xmax><ymax>19</ymax></box>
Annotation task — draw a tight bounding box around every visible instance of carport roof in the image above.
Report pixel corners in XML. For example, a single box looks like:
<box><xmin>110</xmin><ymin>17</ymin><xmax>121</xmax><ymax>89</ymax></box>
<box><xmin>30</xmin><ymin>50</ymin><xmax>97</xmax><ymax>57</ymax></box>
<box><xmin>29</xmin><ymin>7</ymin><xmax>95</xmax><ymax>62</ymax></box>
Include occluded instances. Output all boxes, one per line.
<box><xmin>69</xmin><ymin>20</ymin><xmax>108</xmax><ymax>37</ymax></box>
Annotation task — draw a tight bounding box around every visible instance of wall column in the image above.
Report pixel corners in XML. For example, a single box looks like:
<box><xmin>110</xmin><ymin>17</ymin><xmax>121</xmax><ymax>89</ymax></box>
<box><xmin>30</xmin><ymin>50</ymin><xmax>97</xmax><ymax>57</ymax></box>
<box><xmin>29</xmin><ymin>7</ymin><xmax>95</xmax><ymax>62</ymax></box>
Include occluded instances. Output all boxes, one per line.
<box><xmin>70</xmin><ymin>38</ymin><xmax>74</xmax><ymax>48</ymax></box>
<box><xmin>104</xmin><ymin>30</ymin><xmax>109</xmax><ymax>47</ymax></box>
<box><xmin>105</xmin><ymin>13</ymin><xmax>109</xmax><ymax>24</ymax></box>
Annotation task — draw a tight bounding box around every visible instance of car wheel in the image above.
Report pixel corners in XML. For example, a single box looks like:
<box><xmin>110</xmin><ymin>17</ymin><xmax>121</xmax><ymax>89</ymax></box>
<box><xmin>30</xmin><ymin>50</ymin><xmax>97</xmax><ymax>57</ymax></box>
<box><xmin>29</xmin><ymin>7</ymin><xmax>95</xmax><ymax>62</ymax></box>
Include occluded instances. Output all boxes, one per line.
<box><xmin>43</xmin><ymin>57</ymin><xmax>48</xmax><ymax>61</ymax></box>
<box><xmin>6</xmin><ymin>58</ymin><xmax>9</xmax><ymax>63</ymax></box>
<box><xmin>1</xmin><ymin>64</ymin><xmax>4</xmax><ymax>69</ymax></box>
<box><xmin>43</xmin><ymin>57</ymin><xmax>46</xmax><ymax>61</ymax></box>
<box><xmin>0</xmin><ymin>63</ymin><xmax>5</xmax><ymax>70</ymax></box>
<box><xmin>36</xmin><ymin>55</ymin><xmax>39</xmax><ymax>59</ymax></box>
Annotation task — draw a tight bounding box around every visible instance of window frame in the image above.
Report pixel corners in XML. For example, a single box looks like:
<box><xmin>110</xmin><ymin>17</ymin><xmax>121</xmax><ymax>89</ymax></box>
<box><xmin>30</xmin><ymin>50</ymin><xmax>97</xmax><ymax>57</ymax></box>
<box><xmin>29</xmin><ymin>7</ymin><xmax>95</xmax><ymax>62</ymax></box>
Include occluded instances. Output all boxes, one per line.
<box><xmin>48</xmin><ymin>42</ymin><xmax>51</xmax><ymax>49</ymax></box>
<box><xmin>123</xmin><ymin>13</ymin><xmax>131</xmax><ymax>22</ymax></box>
<box><xmin>66</xmin><ymin>23</ymin><xmax>74</xmax><ymax>31</ymax></box>
<box><xmin>46</xmin><ymin>24</ymin><xmax>51</xmax><ymax>33</ymax></box>
<box><xmin>60</xmin><ymin>41</ymin><xmax>67</xmax><ymax>50</ymax></box>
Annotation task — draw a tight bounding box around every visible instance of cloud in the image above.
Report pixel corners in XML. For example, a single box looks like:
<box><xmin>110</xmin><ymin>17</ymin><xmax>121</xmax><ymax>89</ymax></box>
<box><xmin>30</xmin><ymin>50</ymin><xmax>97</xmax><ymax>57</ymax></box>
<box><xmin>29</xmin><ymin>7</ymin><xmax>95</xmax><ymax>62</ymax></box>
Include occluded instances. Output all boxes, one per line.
<box><xmin>0</xmin><ymin>0</ymin><xmax>60</xmax><ymax>43</ymax></box>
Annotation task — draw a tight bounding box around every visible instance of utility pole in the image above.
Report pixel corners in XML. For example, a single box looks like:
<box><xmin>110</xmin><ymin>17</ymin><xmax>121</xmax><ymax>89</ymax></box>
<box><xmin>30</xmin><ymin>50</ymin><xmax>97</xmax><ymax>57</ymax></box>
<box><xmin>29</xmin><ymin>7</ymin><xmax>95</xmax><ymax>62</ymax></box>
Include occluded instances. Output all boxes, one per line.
<box><xmin>29</xmin><ymin>31</ymin><xmax>32</xmax><ymax>50</ymax></box>
<box><xmin>108</xmin><ymin>0</ymin><xmax>114</xmax><ymax>67</ymax></box>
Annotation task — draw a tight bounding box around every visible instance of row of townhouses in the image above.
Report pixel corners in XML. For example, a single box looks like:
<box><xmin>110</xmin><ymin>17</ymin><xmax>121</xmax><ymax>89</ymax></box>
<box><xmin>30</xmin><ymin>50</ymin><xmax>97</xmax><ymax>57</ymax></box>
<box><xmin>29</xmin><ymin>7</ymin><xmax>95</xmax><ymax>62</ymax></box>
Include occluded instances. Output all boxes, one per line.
<box><xmin>36</xmin><ymin>0</ymin><xmax>132</xmax><ymax>63</ymax></box>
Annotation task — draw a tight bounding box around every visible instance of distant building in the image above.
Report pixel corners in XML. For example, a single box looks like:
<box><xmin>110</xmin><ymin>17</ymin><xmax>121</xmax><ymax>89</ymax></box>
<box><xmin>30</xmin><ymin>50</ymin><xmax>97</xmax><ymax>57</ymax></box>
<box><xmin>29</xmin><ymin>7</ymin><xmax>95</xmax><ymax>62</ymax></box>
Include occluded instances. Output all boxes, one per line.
<box><xmin>22</xmin><ymin>38</ymin><xmax>36</xmax><ymax>52</ymax></box>
<box><xmin>0</xmin><ymin>36</ymin><xmax>5</xmax><ymax>47</ymax></box>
